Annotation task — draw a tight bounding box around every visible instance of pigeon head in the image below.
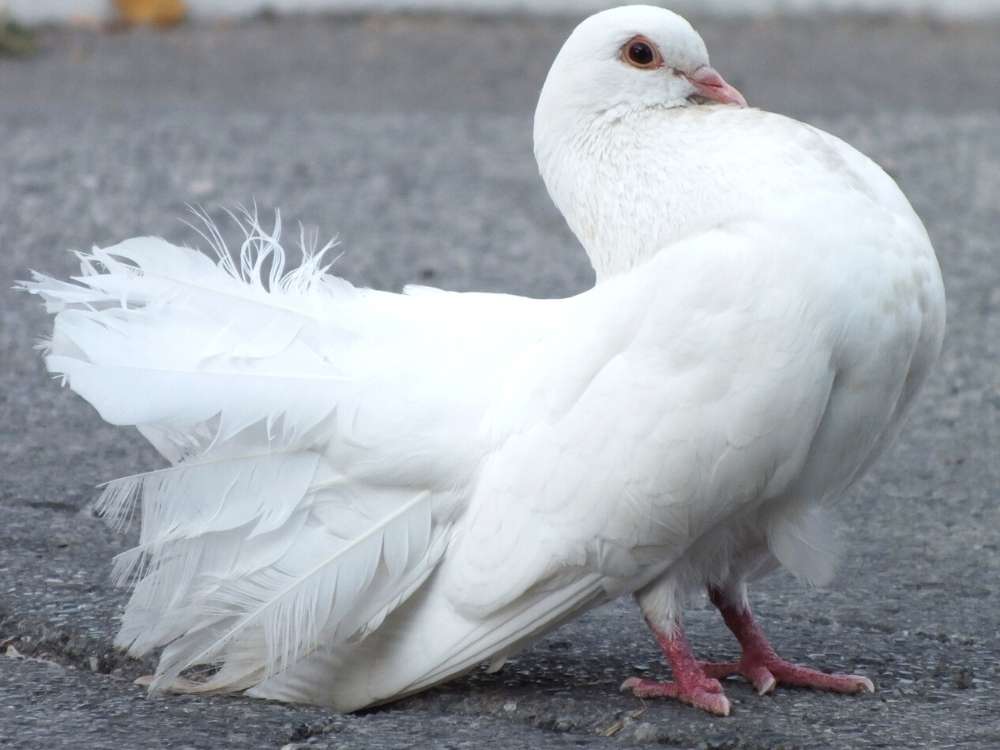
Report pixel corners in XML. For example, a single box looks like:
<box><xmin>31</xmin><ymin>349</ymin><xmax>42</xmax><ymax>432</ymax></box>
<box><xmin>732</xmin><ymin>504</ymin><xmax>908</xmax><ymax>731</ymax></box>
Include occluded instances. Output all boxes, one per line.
<box><xmin>533</xmin><ymin>6</ymin><xmax>747</xmax><ymax>279</ymax></box>
<box><xmin>535</xmin><ymin>5</ymin><xmax>745</xmax><ymax>139</ymax></box>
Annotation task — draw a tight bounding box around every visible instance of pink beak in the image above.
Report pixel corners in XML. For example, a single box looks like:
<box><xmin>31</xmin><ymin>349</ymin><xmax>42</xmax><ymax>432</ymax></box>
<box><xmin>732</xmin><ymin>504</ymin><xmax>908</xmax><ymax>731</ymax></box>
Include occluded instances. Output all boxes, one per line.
<box><xmin>684</xmin><ymin>66</ymin><xmax>748</xmax><ymax>108</ymax></box>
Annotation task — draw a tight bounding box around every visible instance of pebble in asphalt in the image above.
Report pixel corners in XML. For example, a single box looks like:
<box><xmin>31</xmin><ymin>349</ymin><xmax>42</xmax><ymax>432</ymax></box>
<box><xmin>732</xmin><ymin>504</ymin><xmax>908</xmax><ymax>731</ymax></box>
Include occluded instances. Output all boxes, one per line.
<box><xmin>1</xmin><ymin>11</ymin><xmax>999</xmax><ymax>750</ymax></box>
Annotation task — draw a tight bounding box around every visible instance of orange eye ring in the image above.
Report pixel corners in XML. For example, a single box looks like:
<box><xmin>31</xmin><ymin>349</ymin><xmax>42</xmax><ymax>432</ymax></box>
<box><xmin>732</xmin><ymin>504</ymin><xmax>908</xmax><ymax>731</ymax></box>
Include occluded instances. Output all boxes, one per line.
<box><xmin>621</xmin><ymin>35</ymin><xmax>663</xmax><ymax>70</ymax></box>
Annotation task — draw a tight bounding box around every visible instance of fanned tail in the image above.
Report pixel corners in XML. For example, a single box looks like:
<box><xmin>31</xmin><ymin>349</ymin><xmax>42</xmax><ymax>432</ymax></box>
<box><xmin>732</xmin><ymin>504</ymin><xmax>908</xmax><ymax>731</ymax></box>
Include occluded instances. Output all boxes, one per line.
<box><xmin>19</xmin><ymin>210</ymin><xmax>460</xmax><ymax>695</ymax></box>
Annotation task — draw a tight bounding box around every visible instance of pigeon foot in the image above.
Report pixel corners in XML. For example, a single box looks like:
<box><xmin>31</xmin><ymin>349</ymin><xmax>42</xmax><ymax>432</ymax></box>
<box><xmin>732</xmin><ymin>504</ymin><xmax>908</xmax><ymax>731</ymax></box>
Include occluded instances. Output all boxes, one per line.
<box><xmin>706</xmin><ymin>587</ymin><xmax>875</xmax><ymax>696</ymax></box>
<box><xmin>623</xmin><ymin>618</ymin><xmax>732</xmax><ymax>716</ymax></box>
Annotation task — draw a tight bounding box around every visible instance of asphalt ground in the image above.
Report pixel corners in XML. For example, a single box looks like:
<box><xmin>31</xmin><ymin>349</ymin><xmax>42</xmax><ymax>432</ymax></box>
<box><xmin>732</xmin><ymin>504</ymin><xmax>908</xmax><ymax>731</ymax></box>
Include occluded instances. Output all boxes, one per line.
<box><xmin>1</xmin><ymin>12</ymin><xmax>999</xmax><ymax>750</ymax></box>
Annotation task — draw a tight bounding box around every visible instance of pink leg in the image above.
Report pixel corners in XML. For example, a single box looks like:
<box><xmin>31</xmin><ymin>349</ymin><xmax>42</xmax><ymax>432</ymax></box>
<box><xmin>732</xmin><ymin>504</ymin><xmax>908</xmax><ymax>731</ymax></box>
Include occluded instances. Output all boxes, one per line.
<box><xmin>620</xmin><ymin>618</ymin><xmax>731</xmax><ymax>716</ymax></box>
<box><xmin>703</xmin><ymin>587</ymin><xmax>875</xmax><ymax>696</ymax></box>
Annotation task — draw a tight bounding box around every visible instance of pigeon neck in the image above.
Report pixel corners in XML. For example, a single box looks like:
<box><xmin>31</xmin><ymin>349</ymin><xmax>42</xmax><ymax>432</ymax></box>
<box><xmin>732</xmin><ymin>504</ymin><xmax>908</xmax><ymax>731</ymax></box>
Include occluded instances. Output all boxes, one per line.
<box><xmin>535</xmin><ymin>106</ymin><xmax>739</xmax><ymax>281</ymax></box>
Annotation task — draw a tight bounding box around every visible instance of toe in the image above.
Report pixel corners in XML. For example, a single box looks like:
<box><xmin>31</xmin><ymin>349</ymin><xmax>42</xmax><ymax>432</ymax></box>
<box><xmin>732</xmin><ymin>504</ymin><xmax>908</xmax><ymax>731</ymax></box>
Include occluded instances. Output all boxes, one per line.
<box><xmin>620</xmin><ymin>677</ymin><xmax>679</xmax><ymax>699</ymax></box>
<box><xmin>767</xmin><ymin>661</ymin><xmax>876</xmax><ymax>694</ymax></box>
<box><xmin>700</xmin><ymin>660</ymin><xmax>739</xmax><ymax>679</ymax></box>
<box><xmin>619</xmin><ymin>676</ymin><xmax>731</xmax><ymax>716</ymax></box>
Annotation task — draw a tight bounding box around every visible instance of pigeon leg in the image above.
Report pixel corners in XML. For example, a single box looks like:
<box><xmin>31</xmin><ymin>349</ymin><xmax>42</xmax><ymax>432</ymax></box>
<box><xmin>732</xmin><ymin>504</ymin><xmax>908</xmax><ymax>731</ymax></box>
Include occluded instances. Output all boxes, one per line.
<box><xmin>620</xmin><ymin>617</ymin><xmax>731</xmax><ymax>716</ymax></box>
<box><xmin>702</xmin><ymin>587</ymin><xmax>874</xmax><ymax>696</ymax></box>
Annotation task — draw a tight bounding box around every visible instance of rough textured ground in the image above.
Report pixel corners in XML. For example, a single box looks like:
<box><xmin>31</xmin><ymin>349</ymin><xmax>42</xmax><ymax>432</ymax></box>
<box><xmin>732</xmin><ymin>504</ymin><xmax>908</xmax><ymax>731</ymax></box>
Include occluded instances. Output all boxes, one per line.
<box><xmin>1</xmin><ymin>13</ymin><xmax>999</xmax><ymax>750</ymax></box>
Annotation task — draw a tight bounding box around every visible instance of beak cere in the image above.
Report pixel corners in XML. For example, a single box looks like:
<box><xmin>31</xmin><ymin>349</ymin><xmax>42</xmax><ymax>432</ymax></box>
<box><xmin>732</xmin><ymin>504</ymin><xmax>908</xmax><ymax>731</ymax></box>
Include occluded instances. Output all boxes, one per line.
<box><xmin>684</xmin><ymin>66</ymin><xmax>748</xmax><ymax>107</ymax></box>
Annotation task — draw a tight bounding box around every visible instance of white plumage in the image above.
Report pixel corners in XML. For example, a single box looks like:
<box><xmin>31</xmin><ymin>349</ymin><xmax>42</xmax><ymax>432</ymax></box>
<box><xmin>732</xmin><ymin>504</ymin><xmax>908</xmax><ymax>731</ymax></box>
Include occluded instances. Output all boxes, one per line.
<box><xmin>22</xmin><ymin>5</ymin><xmax>944</xmax><ymax>714</ymax></box>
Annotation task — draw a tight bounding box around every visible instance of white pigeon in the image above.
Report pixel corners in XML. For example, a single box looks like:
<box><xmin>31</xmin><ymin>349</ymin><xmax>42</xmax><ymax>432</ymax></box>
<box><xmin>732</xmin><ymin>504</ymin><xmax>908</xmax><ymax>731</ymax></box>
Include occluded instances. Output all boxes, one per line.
<box><xmin>22</xmin><ymin>5</ymin><xmax>945</xmax><ymax>717</ymax></box>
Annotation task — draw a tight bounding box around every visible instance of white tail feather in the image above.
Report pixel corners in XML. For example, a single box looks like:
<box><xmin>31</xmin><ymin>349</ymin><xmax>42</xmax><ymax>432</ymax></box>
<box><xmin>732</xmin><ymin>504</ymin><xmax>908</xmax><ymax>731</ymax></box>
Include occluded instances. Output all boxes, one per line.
<box><xmin>95</xmin><ymin>452</ymin><xmax>320</xmax><ymax>536</ymax></box>
<box><xmin>150</xmin><ymin>490</ymin><xmax>434</xmax><ymax>690</ymax></box>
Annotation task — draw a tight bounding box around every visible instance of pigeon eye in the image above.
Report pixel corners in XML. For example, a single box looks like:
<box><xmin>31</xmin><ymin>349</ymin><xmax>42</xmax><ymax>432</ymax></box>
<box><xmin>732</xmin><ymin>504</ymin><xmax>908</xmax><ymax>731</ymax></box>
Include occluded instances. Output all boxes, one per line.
<box><xmin>621</xmin><ymin>36</ymin><xmax>661</xmax><ymax>69</ymax></box>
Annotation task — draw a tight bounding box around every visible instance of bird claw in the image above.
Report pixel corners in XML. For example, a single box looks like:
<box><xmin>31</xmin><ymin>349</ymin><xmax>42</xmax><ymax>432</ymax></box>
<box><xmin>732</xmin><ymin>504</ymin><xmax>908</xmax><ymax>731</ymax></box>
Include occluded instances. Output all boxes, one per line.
<box><xmin>747</xmin><ymin>665</ymin><xmax>777</xmax><ymax>695</ymax></box>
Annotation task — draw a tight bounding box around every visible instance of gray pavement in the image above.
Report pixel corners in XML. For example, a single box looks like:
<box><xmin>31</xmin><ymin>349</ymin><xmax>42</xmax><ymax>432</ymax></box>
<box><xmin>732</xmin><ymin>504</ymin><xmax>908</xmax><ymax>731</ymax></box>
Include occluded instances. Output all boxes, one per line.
<box><xmin>1</xmin><ymin>12</ymin><xmax>999</xmax><ymax>750</ymax></box>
